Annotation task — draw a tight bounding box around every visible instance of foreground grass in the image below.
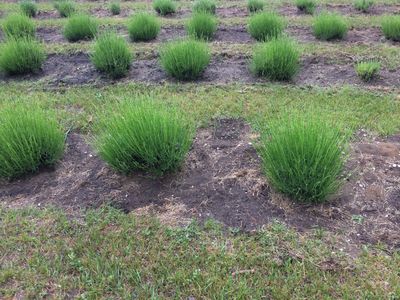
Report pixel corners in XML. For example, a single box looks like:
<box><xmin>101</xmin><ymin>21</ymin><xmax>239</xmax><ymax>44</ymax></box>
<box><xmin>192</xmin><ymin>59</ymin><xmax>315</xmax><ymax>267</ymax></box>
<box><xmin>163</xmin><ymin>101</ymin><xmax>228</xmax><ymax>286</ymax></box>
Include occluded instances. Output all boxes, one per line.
<box><xmin>1</xmin><ymin>206</ymin><xmax>399</xmax><ymax>299</ymax></box>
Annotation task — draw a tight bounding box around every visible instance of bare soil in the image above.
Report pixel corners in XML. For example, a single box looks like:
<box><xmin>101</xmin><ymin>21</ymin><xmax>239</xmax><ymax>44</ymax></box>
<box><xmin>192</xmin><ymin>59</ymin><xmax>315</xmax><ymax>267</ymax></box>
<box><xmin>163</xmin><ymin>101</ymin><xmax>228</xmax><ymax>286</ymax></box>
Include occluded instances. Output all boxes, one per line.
<box><xmin>278</xmin><ymin>4</ymin><xmax>400</xmax><ymax>16</ymax></box>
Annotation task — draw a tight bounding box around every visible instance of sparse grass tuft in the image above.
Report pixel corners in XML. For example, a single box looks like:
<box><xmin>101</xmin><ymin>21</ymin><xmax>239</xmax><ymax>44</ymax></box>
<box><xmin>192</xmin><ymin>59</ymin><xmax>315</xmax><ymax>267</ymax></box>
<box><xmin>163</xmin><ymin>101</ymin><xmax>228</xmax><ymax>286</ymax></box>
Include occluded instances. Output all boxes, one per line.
<box><xmin>247</xmin><ymin>0</ymin><xmax>264</xmax><ymax>13</ymax></box>
<box><xmin>354</xmin><ymin>0</ymin><xmax>374</xmax><ymax>12</ymax></box>
<box><xmin>54</xmin><ymin>0</ymin><xmax>76</xmax><ymax>18</ymax></box>
<box><xmin>153</xmin><ymin>0</ymin><xmax>176</xmax><ymax>16</ymax></box>
<box><xmin>159</xmin><ymin>39</ymin><xmax>211</xmax><ymax>80</ymax></box>
<box><xmin>63</xmin><ymin>15</ymin><xmax>98</xmax><ymax>42</ymax></box>
<box><xmin>0</xmin><ymin>103</ymin><xmax>64</xmax><ymax>180</ymax></box>
<box><xmin>110</xmin><ymin>2</ymin><xmax>121</xmax><ymax>15</ymax></box>
<box><xmin>2</xmin><ymin>13</ymin><xmax>36</xmax><ymax>39</ymax></box>
<box><xmin>355</xmin><ymin>60</ymin><xmax>380</xmax><ymax>82</ymax></box>
<box><xmin>259</xmin><ymin>114</ymin><xmax>348</xmax><ymax>203</ymax></box>
<box><xmin>248</xmin><ymin>12</ymin><xmax>284</xmax><ymax>41</ymax></box>
<box><xmin>186</xmin><ymin>13</ymin><xmax>217</xmax><ymax>41</ymax></box>
<box><xmin>20</xmin><ymin>0</ymin><xmax>38</xmax><ymax>18</ymax></box>
<box><xmin>93</xmin><ymin>98</ymin><xmax>194</xmax><ymax>176</ymax></box>
<box><xmin>193</xmin><ymin>0</ymin><xmax>216</xmax><ymax>14</ymax></box>
<box><xmin>381</xmin><ymin>16</ymin><xmax>400</xmax><ymax>42</ymax></box>
<box><xmin>295</xmin><ymin>0</ymin><xmax>316</xmax><ymax>14</ymax></box>
<box><xmin>128</xmin><ymin>13</ymin><xmax>161</xmax><ymax>42</ymax></box>
<box><xmin>313</xmin><ymin>12</ymin><xmax>348</xmax><ymax>41</ymax></box>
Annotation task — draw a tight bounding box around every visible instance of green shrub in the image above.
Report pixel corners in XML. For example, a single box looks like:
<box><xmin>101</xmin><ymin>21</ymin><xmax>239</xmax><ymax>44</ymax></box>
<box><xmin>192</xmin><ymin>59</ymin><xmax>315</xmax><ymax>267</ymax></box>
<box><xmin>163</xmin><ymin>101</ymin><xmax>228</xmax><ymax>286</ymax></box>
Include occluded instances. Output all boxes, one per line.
<box><xmin>354</xmin><ymin>0</ymin><xmax>374</xmax><ymax>12</ymax></box>
<box><xmin>248</xmin><ymin>12</ymin><xmax>284</xmax><ymax>41</ymax></box>
<box><xmin>355</xmin><ymin>60</ymin><xmax>380</xmax><ymax>82</ymax></box>
<box><xmin>247</xmin><ymin>0</ymin><xmax>264</xmax><ymax>13</ymax></box>
<box><xmin>313</xmin><ymin>12</ymin><xmax>348</xmax><ymax>40</ymax></box>
<box><xmin>153</xmin><ymin>0</ymin><xmax>176</xmax><ymax>15</ymax></box>
<box><xmin>295</xmin><ymin>0</ymin><xmax>316</xmax><ymax>14</ymax></box>
<box><xmin>0</xmin><ymin>104</ymin><xmax>65</xmax><ymax>180</ymax></box>
<box><xmin>186</xmin><ymin>13</ymin><xmax>217</xmax><ymax>41</ymax></box>
<box><xmin>193</xmin><ymin>0</ymin><xmax>216</xmax><ymax>14</ymax></box>
<box><xmin>20</xmin><ymin>0</ymin><xmax>38</xmax><ymax>18</ymax></box>
<box><xmin>54</xmin><ymin>1</ymin><xmax>75</xmax><ymax>18</ymax></box>
<box><xmin>251</xmin><ymin>38</ymin><xmax>299</xmax><ymax>81</ymax></box>
<box><xmin>63</xmin><ymin>15</ymin><xmax>98</xmax><ymax>42</ymax></box>
<box><xmin>91</xmin><ymin>32</ymin><xmax>132</xmax><ymax>79</ymax></box>
<box><xmin>381</xmin><ymin>16</ymin><xmax>400</xmax><ymax>41</ymax></box>
<box><xmin>2</xmin><ymin>13</ymin><xmax>36</xmax><ymax>39</ymax></box>
<box><xmin>159</xmin><ymin>39</ymin><xmax>211</xmax><ymax>80</ymax></box>
<box><xmin>128</xmin><ymin>13</ymin><xmax>161</xmax><ymax>42</ymax></box>
<box><xmin>93</xmin><ymin>99</ymin><xmax>194</xmax><ymax>176</ymax></box>
<box><xmin>110</xmin><ymin>2</ymin><xmax>121</xmax><ymax>15</ymax></box>
<box><xmin>0</xmin><ymin>38</ymin><xmax>45</xmax><ymax>75</ymax></box>
<box><xmin>258</xmin><ymin>114</ymin><xmax>347</xmax><ymax>203</ymax></box>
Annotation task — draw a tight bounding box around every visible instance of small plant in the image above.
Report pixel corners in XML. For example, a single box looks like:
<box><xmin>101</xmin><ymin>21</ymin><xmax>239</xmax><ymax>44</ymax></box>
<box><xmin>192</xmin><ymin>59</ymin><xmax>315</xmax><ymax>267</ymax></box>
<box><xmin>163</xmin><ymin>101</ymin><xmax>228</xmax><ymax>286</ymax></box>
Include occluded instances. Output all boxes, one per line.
<box><xmin>247</xmin><ymin>0</ymin><xmax>264</xmax><ymax>13</ymax></box>
<box><xmin>63</xmin><ymin>15</ymin><xmax>98</xmax><ymax>42</ymax></box>
<box><xmin>0</xmin><ymin>38</ymin><xmax>45</xmax><ymax>75</ymax></box>
<box><xmin>153</xmin><ymin>0</ymin><xmax>176</xmax><ymax>16</ymax></box>
<box><xmin>159</xmin><ymin>39</ymin><xmax>210</xmax><ymax>80</ymax></box>
<box><xmin>91</xmin><ymin>32</ymin><xmax>132</xmax><ymax>79</ymax></box>
<box><xmin>193</xmin><ymin>0</ymin><xmax>216</xmax><ymax>14</ymax></box>
<box><xmin>251</xmin><ymin>38</ymin><xmax>299</xmax><ymax>81</ymax></box>
<box><xmin>248</xmin><ymin>12</ymin><xmax>284</xmax><ymax>41</ymax></box>
<box><xmin>20</xmin><ymin>0</ymin><xmax>38</xmax><ymax>18</ymax></box>
<box><xmin>93</xmin><ymin>99</ymin><xmax>194</xmax><ymax>176</ymax></box>
<box><xmin>381</xmin><ymin>16</ymin><xmax>400</xmax><ymax>42</ymax></box>
<box><xmin>186</xmin><ymin>13</ymin><xmax>217</xmax><ymax>41</ymax></box>
<box><xmin>2</xmin><ymin>13</ymin><xmax>36</xmax><ymax>39</ymax></box>
<box><xmin>313</xmin><ymin>12</ymin><xmax>348</xmax><ymax>41</ymax></box>
<box><xmin>258</xmin><ymin>114</ymin><xmax>347</xmax><ymax>203</ymax></box>
<box><xmin>54</xmin><ymin>0</ymin><xmax>75</xmax><ymax>18</ymax></box>
<box><xmin>295</xmin><ymin>0</ymin><xmax>316</xmax><ymax>14</ymax></box>
<box><xmin>354</xmin><ymin>0</ymin><xmax>374</xmax><ymax>12</ymax></box>
<box><xmin>110</xmin><ymin>2</ymin><xmax>121</xmax><ymax>15</ymax></box>
<box><xmin>355</xmin><ymin>60</ymin><xmax>380</xmax><ymax>82</ymax></box>
<box><xmin>128</xmin><ymin>13</ymin><xmax>161</xmax><ymax>42</ymax></box>
<box><xmin>0</xmin><ymin>103</ymin><xmax>65</xmax><ymax>180</ymax></box>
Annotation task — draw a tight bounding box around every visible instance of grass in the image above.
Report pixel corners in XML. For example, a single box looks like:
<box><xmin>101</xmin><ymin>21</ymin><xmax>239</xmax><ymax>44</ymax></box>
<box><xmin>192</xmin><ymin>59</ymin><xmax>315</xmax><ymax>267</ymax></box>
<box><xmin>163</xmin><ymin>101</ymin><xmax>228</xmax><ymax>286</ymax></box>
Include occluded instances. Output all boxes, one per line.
<box><xmin>93</xmin><ymin>98</ymin><xmax>194</xmax><ymax>176</ymax></box>
<box><xmin>251</xmin><ymin>37</ymin><xmax>300</xmax><ymax>81</ymax></box>
<box><xmin>193</xmin><ymin>0</ymin><xmax>216</xmax><ymax>14</ymax></box>
<box><xmin>63</xmin><ymin>14</ymin><xmax>98</xmax><ymax>42</ymax></box>
<box><xmin>259</xmin><ymin>114</ymin><xmax>348</xmax><ymax>203</ymax></box>
<box><xmin>0</xmin><ymin>103</ymin><xmax>64</xmax><ymax>180</ymax></box>
<box><xmin>128</xmin><ymin>13</ymin><xmax>161</xmax><ymax>42</ymax></box>
<box><xmin>0</xmin><ymin>38</ymin><xmax>46</xmax><ymax>75</ymax></box>
<box><xmin>19</xmin><ymin>0</ymin><xmax>38</xmax><ymax>18</ymax></box>
<box><xmin>355</xmin><ymin>60</ymin><xmax>380</xmax><ymax>82</ymax></box>
<box><xmin>354</xmin><ymin>0</ymin><xmax>374</xmax><ymax>12</ymax></box>
<box><xmin>381</xmin><ymin>16</ymin><xmax>400</xmax><ymax>42</ymax></box>
<box><xmin>153</xmin><ymin>0</ymin><xmax>176</xmax><ymax>16</ymax></box>
<box><xmin>1</xmin><ymin>13</ymin><xmax>36</xmax><ymax>39</ymax></box>
<box><xmin>295</xmin><ymin>0</ymin><xmax>316</xmax><ymax>14</ymax></box>
<box><xmin>247</xmin><ymin>12</ymin><xmax>285</xmax><ymax>41</ymax></box>
<box><xmin>186</xmin><ymin>12</ymin><xmax>217</xmax><ymax>41</ymax></box>
<box><xmin>159</xmin><ymin>39</ymin><xmax>211</xmax><ymax>80</ymax></box>
<box><xmin>247</xmin><ymin>0</ymin><xmax>264</xmax><ymax>13</ymax></box>
<box><xmin>313</xmin><ymin>12</ymin><xmax>348</xmax><ymax>41</ymax></box>
<box><xmin>91</xmin><ymin>31</ymin><xmax>132</xmax><ymax>79</ymax></box>
<box><xmin>54</xmin><ymin>0</ymin><xmax>76</xmax><ymax>18</ymax></box>
<box><xmin>110</xmin><ymin>2</ymin><xmax>121</xmax><ymax>15</ymax></box>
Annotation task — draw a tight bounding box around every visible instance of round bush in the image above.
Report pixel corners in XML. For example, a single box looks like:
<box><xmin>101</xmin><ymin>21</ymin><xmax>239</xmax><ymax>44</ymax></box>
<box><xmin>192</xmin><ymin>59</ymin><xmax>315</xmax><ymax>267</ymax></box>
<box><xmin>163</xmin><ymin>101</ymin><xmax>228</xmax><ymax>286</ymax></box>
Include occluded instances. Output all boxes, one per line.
<box><xmin>248</xmin><ymin>12</ymin><xmax>284</xmax><ymax>41</ymax></box>
<box><xmin>153</xmin><ymin>0</ymin><xmax>176</xmax><ymax>16</ymax></box>
<box><xmin>20</xmin><ymin>0</ymin><xmax>38</xmax><ymax>18</ymax></box>
<box><xmin>295</xmin><ymin>0</ymin><xmax>316</xmax><ymax>14</ymax></box>
<box><xmin>259</xmin><ymin>115</ymin><xmax>347</xmax><ymax>203</ymax></box>
<box><xmin>381</xmin><ymin>16</ymin><xmax>400</xmax><ymax>41</ymax></box>
<box><xmin>2</xmin><ymin>13</ymin><xmax>36</xmax><ymax>39</ymax></box>
<box><xmin>251</xmin><ymin>38</ymin><xmax>299</xmax><ymax>81</ymax></box>
<box><xmin>247</xmin><ymin>0</ymin><xmax>264</xmax><ymax>13</ymax></box>
<box><xmin>0</xmin><ymin>104</ymin><xmax>65</xmax><ymax>180</ymax></box>
<box><xmin>91</xmin><ymin>32</ymin><xmax>132</xmax><ymax>79</ymax></box>
<box><xmin>313</xmin><ymin>13</ymin><xmax>348</xmax><ymax>41</ymax></box>
<box><xmin>159</xmin><ymin>39</ymin><xmax>211</xmax><ymax>80</ymax></box>
<box><xmin>63</xmin><ymin>15</ymin><xmax>98</xmax><ymax>42</ymax></box>
<box><xmin>110</xmin><ymin>2</ymin><xmax>121</xmax><ymax>15</ymax></box>
<box><xmin>55</xmin><ymin>1</ymin><xmax>76</xmax><ymax>18</ymax></box>
<box><xmin>128</xmin><ymin>13</ymin><xmax>161</xmax><ymax>42</ymax></box>
<box><xmin>355</xmin><ymin>60</ymin><xmax>380</xmax><ymax>82</ymax></box>
<box><xmin>186</xmin><ymin>13</ymin><xmax>217</xmax><ymax>41</ymax></box>
<box><xmin>93</xmin><ymin>99</ymin><xmax>194</xmax><ymax>176</ymax></box>
<box><xmin>193</xmin><ymin>0</ymin><xmax>216</xmax><ymax>14</ymax></box>
<box><xmin>0</xmin><ymin>38</ymin><xmax>46</xmax><ymax>75</ymax></box>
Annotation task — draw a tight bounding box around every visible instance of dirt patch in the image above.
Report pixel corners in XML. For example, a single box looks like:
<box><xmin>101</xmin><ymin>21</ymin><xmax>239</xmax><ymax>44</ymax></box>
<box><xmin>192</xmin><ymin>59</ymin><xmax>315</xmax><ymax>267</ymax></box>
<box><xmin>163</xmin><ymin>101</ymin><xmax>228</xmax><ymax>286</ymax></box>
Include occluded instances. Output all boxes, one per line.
<box><xmin>90</xmin><ymin>7</ymin><xmax>133</xmax><ymax>18</ymax></box>
<box><xmin>278</xmin><ymin>4</ymin><xmax>400</xmax><ymax>16</ymax></box>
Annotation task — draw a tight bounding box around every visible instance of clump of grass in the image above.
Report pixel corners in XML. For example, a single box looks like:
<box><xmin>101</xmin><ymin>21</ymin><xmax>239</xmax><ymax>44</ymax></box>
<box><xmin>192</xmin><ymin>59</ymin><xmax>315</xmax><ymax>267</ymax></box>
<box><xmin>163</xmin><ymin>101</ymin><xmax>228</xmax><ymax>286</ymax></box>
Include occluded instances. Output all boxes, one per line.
<box><xmin>128</xmin><ymin>13</ymin><xmax>161</xmax><ymax>42</ymax></box>
<box><xmin>248</xmin><ymin>12</ymin><xmax>284</xmax><ymax>41</ymax></box>
<box><xmin>20</xmin><ymin>0</ymin><xmax>38</xmax><ymax>18</ymax></box>
<box><xmin>186</xmin><ymin>13</ymin><xmax>217</xmax><ymax>41</ymax></box>
<box><xmin>247</xmin><ymin>0</ymin><xmax>264</xmax><ymax>13</ymax></box>
<box><xmin>110</xmin><ymin>2</ymin><xmax>121</xmax><ymax>15</ymax></box>
<box><xmin>295</xmin><ymin>0</ymin><xmax>316</xmax><ymax>14</ymax></box>
<box><xmin>0</xmin><ymin>103</ymin><xmax>64</xmax><ymax>180</ymax></box>
<box><xmin>251</xmin><ymin>37</ymin><xmax>300</xmax><ymax>81</ymax></box>
<box><xmin>91</xmin><ymin>32</ymin><xmax>132</xmax><ymax>79</ymax></box>
<box><xmin>159</xmin><ymin>39</ymin><xmax>210</xmax><ymax>80</ymax></box>
<box><xmin>354</xmin><ymin>0</ymin><xmax>374</xmax><ymax>12</ymax></box>
<box><xmin>0</xmin><ymin>38</ymin><xmax>45</xmax><ymax>75</ymax></box>
<box><xmin>63</xmin><ymin>15</ymin><xmax>98</xmax><ymax>42</ymax></box>
<box><xmin>153</xmin><ymin>0</ymin><xmax>176</xmax><ymax>16</ymax></box>
<box><xmin>2</xmin><ymin>13</ymin><xmax>36</xmax><ymax>39</ymax></box>
<box><xmin>93</xmin><ymin>99</ymin><xmax>194</xmax><ymax>176</ymax></box>
<box><xmin>355</xmin><ymin>60</ymin><xmax>380</xmax><ymax>82</ymax></box>
<box><xmin>381</xmin><ymin>16</ymin><xmax>400</xmax><ymax>41</ymax></box>
<box><xmin>313</xmin><ymin>12</ymin><xmax>348</xmax><ymax>41</ymax></box>
<box><xmin>193</xmin><ymin>0</ymin><xmax>216</xmax><ymax>14</ymax></box>
<box><xmin>259</xmin><ymin>114</ymin><xmax>347</xmax><ymax>203</ymax></box>
<box><xmin>54</xmin><ymin>0</ymin><xmax>75</xmax><ymax>18</ymax></box>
